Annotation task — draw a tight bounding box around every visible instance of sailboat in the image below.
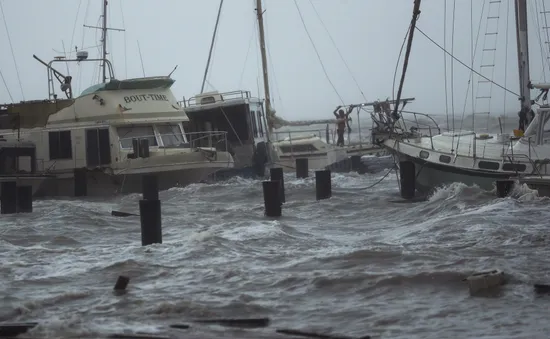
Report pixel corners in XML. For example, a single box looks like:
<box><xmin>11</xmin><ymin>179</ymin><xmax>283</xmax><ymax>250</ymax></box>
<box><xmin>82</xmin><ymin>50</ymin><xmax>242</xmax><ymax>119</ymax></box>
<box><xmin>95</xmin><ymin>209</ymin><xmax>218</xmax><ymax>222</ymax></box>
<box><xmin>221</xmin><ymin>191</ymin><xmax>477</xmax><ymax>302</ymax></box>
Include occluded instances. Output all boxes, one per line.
<box><xmin>370</xmin><ymin>0</ymin><xmax>550</xmax><ymax>198</ymax></box>
<box><xmin>183</xmin><ymin>0</ymin><xmax>352</xmax><ymax>177</ymax></box>
<box><xmin>0</xmin><ymin>0</ymin><xmax>234</xmax><ymax>197</ymax></box>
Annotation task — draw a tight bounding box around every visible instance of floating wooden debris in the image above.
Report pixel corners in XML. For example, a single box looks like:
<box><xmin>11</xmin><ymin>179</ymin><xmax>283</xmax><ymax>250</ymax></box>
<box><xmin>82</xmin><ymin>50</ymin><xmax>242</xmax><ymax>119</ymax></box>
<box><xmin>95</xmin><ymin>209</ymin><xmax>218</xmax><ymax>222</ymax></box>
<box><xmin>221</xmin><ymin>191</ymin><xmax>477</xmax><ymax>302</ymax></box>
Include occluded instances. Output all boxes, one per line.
<box><xmin>193</xmin><ymin>317</ymin><xmax>270</xmax><ymax>328</ymax></box>
<box><xmin>113</xmin><ymin>275</ymin><xmax>130</xmax><ymax>296</ymax></box>
<box><xmin>464</xmin><ymin>269</ymin><xmax>505</xmax><ymax>295</ymax></box>
<box><xmin>107</xmin><ymin>334</ymin><xmax>170</xmax><ymax>339</ymax></box>
<box><xmin>111</xmin><ymin>210</ymin><xmax>139</xmax><ymax>217</ymax></box>
<box><xmin>534</xmin><ymin>283</ymin><xmax>550</xmax><ymax>294</ymax></box>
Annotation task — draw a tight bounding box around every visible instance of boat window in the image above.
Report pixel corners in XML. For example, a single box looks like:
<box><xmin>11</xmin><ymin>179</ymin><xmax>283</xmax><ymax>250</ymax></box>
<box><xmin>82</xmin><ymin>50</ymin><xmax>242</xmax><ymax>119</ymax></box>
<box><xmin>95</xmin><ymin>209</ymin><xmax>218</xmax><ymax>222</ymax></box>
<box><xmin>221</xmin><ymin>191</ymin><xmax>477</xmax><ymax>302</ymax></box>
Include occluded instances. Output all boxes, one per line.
<box><xmin>250</xmin><ymin>111</ymin><xmax>258</xmax><ymax>138</ymax></box>
<box><xmin>156</xmin><ymin>124</ymin><xmax>185</xmax><ymax>147</ymax></box>
<box><xmin>419</xmin><ymin>150</ymin><xmax>429</xmax><ymax>159</ymax></box>
<box><xmin>478</xmin><ymin>161</ymin><xmax>499</xmax><ymax>170</ymax></box>
<box><xmin>439</xmin><ymin>155</ymin><xmax>451</xmax><ymax>163</ymax></box>
<box><xmin>117</xmin><ymin>126</ymin><xmax>158</xmax><ymax>148</ymax></box>
<box><xmin>502</xmin><ymin>163</ymin><xmax>526</xmax><ymax>172</ymax></box>
<box><xmin>279</xmin><ymin>144</ymin><xmax>318</xmax><ymax>153</ymax></box>
<box><xmin>48</xmin><ymin>130</ymin><xmax>73</xmax><ymax>160</ymax></box>
<box><xmin>258</xmin><ymin>111</ymin><xmax>264</xmax><ymax>137</ymax></box>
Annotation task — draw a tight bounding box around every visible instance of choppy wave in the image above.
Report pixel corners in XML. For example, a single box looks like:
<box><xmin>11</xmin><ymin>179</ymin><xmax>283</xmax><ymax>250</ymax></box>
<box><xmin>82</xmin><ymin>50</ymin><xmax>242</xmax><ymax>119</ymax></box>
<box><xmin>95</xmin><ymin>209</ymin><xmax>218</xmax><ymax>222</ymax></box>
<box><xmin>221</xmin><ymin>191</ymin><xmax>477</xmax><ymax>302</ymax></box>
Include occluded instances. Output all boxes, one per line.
<box><xmin>1</xmin><ymin>167</ymin><xmax>550</xmax><ymax>338</ymax></box>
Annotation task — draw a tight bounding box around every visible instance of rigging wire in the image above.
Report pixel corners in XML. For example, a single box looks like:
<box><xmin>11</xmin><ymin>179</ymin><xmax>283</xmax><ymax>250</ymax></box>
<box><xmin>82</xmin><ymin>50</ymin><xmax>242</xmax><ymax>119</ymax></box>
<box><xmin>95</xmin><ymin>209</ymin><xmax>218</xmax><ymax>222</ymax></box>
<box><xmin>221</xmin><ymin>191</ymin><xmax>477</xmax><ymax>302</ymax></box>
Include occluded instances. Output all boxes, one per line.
<box><xmin>443</xmin><ymin>0</ymin><xmax>450</xmax><ymax>132</ymax></box>
<box><xmin>503</xmin><ymin>0</ymin><xmax>510</xmax><ymax>137</ymax></box>
<box><xmin>67</xmin><ymin>0</ymin><xmax>83</xmax><ymax>73</ymax></box>
<box><xmin>455</xmin><ymin>0</ymin><xmax>486</xmax><ymax>151</ymax></box>
<box><xmin>392</xmin><ymin>25</ymin><xmax>411</xmax><ymax>104</ymax></box>
<box><xmin>292</xmin><ymin>0</ymin><xmax>345</xmax><ymax>105</ymax></box>
<box><xmin>119</xmin><ymin>0</ymin><xmax>127</xmax><ymax>79</ymax></box>
<box><xmin>0</xmin><ymin>69</ymin><xmax>14</xmax><ymax>102</ymax></box>
<box><xmin>0</xmin><ymin>0</ymin><xmax>25</xmax><ymax>100</ymax></box>
<box><xmin>262</xmin><ymin>0</ymin><xmax>284</xmax><ymax>110</ymax></box>
<box><xmin>415</xmin><ymin>26</ymin><xmax>519</xmax><ymax>97</ymax></box>
<box><xmin>450</xmin><ymin>0</ymin><xmax>457</xmax><ymax>150</ymax></box>
<box><xmin>238</xmin><ymin>20</ymin><xmax>257</xmax><ymax>88</ymax></box>
<box><xmin>542</xmin><ymin>0</ymin><xmax>550</xmax><ymax>75</ymax></box>
<box><xmin>533</xmin><ymin>1</ymin><xmax>548</xmax><ymax>82</ymax></box>
<box><xmin>78</xmin><ymin>0</ymin><xmax>91</xmax><ymax>94</ymax></box>
<box><xmin>308</xmin><ymin>0</ymin><xmax>367</xmax><ymax>101</ymax></box>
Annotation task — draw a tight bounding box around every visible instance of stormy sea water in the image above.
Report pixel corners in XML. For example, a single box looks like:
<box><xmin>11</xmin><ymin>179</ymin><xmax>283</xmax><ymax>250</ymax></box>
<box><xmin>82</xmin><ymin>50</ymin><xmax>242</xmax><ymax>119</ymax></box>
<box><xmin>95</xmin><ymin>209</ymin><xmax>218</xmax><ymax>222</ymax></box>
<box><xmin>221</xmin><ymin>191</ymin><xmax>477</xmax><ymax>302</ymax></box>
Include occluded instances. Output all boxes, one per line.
<box><xmin>2</xmin><ymin>113</ymin><xmax>550</xmax><ymax>338</ymax></box>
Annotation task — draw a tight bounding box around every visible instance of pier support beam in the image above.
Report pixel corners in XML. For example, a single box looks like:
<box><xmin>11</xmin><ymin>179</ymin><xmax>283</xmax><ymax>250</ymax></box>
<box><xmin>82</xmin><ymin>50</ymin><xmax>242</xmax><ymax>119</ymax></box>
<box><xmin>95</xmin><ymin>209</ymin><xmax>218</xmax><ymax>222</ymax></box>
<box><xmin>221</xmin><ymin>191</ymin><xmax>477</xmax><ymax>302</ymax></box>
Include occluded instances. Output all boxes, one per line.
<box><xmin>295</xmin><ymin>158</ymin><xmax>308</xmax><ymax>179</ymax></box>
<box><xmin>142</xmin><ymin>174</ymin><xmax>159</xmax><ymax>201</ymax></box>
<box><xmin>262</xmin><ymin>180</ymin><xmax>282</xmax><ymax>217</ymax></box>
<box><xmin>315</xmin><ymin>170</ymin><xmax>332</xmax><ymax>200</ymax></box>
<box><xmin>269</xmin><ymin>167</ymin><xmax>285</xmax><ymax>203</ymax></box>
<box><xmin>399</xmin><ymin>161</ymin><xmax>416</xmax><ymax>200</ymax></box>
<box><xmin>16</xmin><ymin>186</ymin><xmax>33</xmax><ymax>213</ymax></box>
<box><xmin>140</xmin><ymin>175</ymin><xmax>162</xmax><ymax>246</ymax></box>
<box><xmin>1</xmin><ymin>181</ymin><xmax>16</xmax><ymax>214</ymax></box>
<box><xmin>74</xmin><ymin>168</ymin><xmax>87</xmax><ymax>197</ymax></box>
<box><xmin>496</xmin><ymin>179</ymin><xmax>514</xmax><ymax>198</ymax></box>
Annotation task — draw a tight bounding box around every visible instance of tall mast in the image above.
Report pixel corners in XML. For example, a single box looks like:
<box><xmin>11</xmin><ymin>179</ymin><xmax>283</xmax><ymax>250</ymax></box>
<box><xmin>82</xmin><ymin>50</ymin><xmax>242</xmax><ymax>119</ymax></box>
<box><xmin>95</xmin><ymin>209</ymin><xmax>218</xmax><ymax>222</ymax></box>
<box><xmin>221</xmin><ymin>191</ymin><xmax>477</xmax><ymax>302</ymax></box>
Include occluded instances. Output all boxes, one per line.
<box><xmin>255</xmin><ymin>0</ymin><xmax>274</xmax><ymax>132</ymax></box>
<box><xmin>102</xmin><ymin>0</ymin><xmax>108</xmax><ymax>83</ymax></box>
<box><xmin>83</xmin><ymin>0</ymin><xmax>125</xmax><ymax>83</ymax></box>
<box><xmin>392</xmin><ymin>0</ymin><xmax>422</xmax><ymax>120</ymax></box>
<box><xmin>515</xmin><ymin>0</ymin><xmax>531</xmax><ymax>113</ymax></box>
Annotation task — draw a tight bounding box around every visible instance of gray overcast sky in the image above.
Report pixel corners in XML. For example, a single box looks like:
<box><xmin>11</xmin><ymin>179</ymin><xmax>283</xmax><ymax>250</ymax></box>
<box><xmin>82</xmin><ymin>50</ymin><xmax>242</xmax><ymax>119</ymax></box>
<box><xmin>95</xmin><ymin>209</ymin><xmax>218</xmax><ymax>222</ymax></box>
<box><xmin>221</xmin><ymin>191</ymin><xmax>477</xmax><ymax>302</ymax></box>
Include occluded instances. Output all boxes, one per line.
<box><xmin>1</xmin><ymin>0</ymin><xmax>550</xmax><ymax>120</ymax></box>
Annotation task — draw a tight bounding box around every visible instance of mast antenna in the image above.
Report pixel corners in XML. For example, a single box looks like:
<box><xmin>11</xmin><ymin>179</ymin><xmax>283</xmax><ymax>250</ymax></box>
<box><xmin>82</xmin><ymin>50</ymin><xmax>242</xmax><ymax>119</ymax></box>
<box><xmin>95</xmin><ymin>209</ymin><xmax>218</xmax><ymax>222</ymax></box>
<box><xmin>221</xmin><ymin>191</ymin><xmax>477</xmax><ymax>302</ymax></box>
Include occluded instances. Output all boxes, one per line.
<box><xmin>83</xmin><ymin>0</ymin><xmax>125</xmax><ymax>83</ymax></box>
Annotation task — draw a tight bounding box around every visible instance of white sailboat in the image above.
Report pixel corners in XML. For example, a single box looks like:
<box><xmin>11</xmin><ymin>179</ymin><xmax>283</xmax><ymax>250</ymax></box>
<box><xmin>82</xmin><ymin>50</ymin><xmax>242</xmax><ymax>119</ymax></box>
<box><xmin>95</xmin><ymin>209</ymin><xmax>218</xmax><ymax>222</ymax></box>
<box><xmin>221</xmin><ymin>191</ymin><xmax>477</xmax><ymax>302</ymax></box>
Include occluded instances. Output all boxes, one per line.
<box><xmin>371</xmin><ymin>0</ymin><xmax>550</xmax><ymax>198</ymax></box>
<box><xmin>0</xmin><ymin>0</ymin><xmax>234</xmax><ymax>197</ymax></box>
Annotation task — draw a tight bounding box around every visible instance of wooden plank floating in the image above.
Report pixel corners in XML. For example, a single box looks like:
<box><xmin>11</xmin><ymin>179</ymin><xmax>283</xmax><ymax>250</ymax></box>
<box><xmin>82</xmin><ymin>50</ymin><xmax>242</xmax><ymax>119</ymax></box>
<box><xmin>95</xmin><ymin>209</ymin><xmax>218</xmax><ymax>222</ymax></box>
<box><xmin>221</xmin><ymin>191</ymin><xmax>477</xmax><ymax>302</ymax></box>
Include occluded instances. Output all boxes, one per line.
<box><xmin>0</xmin><ymin>322</ymin><xmax>38</xmax><ymax>337</ymax></box>
<box><xmin>192</xmin><ymin>317</ymin><xmax>270</xmax><ymax>328</ymax></box>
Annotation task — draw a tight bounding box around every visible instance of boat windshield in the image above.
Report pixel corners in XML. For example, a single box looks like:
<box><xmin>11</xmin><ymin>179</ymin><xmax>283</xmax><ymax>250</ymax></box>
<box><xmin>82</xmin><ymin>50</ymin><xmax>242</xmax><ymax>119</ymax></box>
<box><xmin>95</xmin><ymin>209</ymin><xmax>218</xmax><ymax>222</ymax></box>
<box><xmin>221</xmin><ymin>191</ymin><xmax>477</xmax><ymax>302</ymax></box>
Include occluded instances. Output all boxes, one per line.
<box><xmin>117</xmin><ymin>125</ymin><xmax>158</xmax><ymax>148</ymax></box>
<box><xmin>156</xmin><ymin>123</ymin><xmax>186</xmax><ymax>147</ymax></box>
<box><xmin>80</xmin><ymin>83</ymin><xmax>107</xmax><ymax>97</ymax></box>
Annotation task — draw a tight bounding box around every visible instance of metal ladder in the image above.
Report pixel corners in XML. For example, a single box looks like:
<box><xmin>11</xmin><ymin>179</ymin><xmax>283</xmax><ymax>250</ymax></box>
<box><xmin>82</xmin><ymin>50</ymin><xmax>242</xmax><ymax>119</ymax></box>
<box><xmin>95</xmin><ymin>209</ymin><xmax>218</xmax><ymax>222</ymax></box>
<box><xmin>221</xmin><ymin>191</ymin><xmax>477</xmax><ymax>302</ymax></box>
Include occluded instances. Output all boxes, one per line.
<box><xmin>473</xmin><ymin>0</ymin><xmax>503</xmax><ymax>139</ymax></box>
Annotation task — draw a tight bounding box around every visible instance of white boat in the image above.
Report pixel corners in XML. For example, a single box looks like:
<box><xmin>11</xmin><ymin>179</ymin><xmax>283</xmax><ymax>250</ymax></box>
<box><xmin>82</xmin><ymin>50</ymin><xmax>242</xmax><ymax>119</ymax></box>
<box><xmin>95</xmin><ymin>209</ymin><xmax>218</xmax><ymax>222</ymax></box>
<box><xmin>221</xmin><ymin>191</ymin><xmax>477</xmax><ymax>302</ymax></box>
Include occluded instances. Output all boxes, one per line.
<box><xmin>271</xmin><ymin>131</ymin><xmax>348</xmax><ymax>172</ymax></box>
<box><xmin>0</xmin><ymin>2</ymin><xmax>233</xmax><ymax>197</ymax></box>
<box><xmin>371</xmin><ymin>0</ymin><xmax>550</xmax><ymax>197</ymax></box>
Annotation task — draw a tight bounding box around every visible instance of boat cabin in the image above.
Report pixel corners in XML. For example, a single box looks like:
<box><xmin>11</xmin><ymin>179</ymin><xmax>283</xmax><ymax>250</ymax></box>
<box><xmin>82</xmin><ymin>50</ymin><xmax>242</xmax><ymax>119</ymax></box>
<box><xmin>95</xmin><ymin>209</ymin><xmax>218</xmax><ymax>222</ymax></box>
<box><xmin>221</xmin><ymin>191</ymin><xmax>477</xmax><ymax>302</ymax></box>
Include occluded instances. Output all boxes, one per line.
<box><xmin>181</xmin><ymin>90</ymin><xmax>270</xmax><ymax>168</ymax></box>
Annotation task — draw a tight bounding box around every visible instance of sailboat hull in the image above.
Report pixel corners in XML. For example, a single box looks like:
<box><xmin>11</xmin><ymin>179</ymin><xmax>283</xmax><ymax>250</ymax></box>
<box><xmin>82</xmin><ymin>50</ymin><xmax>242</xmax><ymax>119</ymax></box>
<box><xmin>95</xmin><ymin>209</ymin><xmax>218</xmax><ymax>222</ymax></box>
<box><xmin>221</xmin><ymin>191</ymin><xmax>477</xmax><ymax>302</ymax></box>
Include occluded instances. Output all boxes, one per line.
<box><xmin>406</xmin><ymin>155</ymin><xmax>514</xmax><ymax>195</ymax></box>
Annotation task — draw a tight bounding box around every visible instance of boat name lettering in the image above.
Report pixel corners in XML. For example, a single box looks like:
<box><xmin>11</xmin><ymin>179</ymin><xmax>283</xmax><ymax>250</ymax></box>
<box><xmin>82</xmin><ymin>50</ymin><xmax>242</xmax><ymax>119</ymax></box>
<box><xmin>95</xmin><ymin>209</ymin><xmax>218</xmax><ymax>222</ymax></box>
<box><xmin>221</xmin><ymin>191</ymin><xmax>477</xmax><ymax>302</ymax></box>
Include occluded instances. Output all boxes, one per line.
<box><xmin>123</xmin><ymin>94</ymin><xmax>169</xmax><ymax>103</ymax></box>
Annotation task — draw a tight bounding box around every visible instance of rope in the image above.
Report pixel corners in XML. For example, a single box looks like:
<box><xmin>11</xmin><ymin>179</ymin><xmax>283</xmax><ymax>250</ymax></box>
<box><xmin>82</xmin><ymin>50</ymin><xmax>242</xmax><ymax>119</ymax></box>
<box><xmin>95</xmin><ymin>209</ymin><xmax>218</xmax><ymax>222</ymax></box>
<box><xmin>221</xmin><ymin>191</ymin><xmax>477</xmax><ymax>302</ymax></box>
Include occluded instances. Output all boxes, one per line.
<box><xmin>0</xmin><ymin>69</ymin><xmax>14</xmax><ymax>101</ymax></box>
<box><xmin>201</xmin><ymin>0</ymin><xmax>224</xmax><ymax>94</ymax></box>
<box><xmin>392</xmin><ymin>25</ymin><xmax>411</xmax><ymax>103</ymax></box>
<box><xmin>356</xmin><ymin>167</ymin><xmax>394</xmax><ymax>190</ymax></box>
<box><xmin>308</xmin><ymin>0</ymin><xmax>367</xmax><ymax>101</ymax></box>
<box><xmin>292</xmin><ymin>0</ymin><xmax>345</xmax><ymax>105</ymax></box>
<box><xmin>0</xmin><ymin>1</ymin><xmax>24</xmax><ymax>100</ymax></box>
<box><xmin>415</xmin><ymin>26</ymin><xmax>519</xmax><ymax>97</ymax></box>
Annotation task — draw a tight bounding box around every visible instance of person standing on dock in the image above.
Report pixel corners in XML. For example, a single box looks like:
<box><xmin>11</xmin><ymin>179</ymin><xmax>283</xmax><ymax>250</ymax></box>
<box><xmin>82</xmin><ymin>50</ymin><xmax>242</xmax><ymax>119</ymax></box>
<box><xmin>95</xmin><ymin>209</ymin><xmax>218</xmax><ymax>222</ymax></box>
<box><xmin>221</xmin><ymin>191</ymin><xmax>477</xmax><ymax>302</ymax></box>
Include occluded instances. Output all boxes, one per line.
<box><xmin>333</xmin><ymin>105</ymin><xmax>353</xmax><ymax>147</ymax></box>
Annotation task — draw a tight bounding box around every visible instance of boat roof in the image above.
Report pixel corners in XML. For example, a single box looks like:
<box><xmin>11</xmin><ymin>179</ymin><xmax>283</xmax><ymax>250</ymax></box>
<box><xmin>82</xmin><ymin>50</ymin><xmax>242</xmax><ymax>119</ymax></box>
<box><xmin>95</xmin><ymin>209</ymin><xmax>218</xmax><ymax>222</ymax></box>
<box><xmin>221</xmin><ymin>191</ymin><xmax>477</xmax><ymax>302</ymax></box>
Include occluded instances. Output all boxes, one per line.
<box><xmin>80</xmin><ymin>76</ymin><xmax>175</xmax><ymax>98</ymax></box>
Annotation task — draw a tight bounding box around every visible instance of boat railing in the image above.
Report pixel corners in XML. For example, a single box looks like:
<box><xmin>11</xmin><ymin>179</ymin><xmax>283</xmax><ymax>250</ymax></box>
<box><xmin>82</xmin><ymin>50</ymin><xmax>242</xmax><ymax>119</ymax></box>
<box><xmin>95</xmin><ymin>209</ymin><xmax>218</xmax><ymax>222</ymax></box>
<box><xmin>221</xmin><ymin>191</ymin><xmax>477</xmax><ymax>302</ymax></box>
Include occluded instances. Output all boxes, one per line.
<box><xmin>118</xmin><ymin>131</ymin><xmax>229</xmax><ymax>155</ymax></box>
<box><xmin>371</xmin><ymin>110</ymin><xmax>441</xmax><ymax>139</ymax></box>
<box><xmin>180</xmin><ymin>90</ymin><xmax>254</xmax><ymax>108</ymax></box>
<box><xmin>272</xmin><ymin>127</ymin><xmax>372</xmax><ymax>147</ymax></box>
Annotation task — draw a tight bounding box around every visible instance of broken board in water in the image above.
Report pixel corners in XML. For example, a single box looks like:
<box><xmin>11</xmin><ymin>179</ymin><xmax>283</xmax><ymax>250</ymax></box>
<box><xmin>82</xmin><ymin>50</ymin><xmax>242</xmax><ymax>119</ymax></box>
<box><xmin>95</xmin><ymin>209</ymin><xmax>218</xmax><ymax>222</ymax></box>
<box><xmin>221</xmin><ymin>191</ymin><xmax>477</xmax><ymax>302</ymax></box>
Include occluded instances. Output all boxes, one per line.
<box><xmin>388</xmin><ymin>196</ymin><xmax>428</xmax><ymax>203</ymax></box>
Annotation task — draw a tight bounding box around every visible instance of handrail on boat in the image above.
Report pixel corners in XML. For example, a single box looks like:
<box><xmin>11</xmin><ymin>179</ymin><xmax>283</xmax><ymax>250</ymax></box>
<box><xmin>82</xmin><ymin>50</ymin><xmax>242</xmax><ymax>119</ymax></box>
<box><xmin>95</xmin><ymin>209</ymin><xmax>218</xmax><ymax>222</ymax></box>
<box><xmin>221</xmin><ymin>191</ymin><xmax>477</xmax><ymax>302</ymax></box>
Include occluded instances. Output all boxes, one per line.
<box><xmin>180</xmin><ymin>90</ymin><xmax>254</xmax><ymax>108</ymax></box>
<box><xmin>118</xmin><ymin>130</ymin><xmax>229</xmax><ymax>153</ymax></box>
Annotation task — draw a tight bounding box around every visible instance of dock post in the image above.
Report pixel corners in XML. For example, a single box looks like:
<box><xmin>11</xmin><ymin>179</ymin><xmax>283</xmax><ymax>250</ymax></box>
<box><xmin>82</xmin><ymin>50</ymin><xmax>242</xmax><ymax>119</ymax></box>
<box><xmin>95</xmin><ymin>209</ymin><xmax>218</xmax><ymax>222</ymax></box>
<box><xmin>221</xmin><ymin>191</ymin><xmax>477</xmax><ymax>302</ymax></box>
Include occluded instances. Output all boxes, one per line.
<box><xmin>399</xmin><ymin>161</ymin><xmax>416</xmax><ymax>199</ymax></box>
<box><xmin>16</xmin><ymin>186</ymin><xmax>33</xmax><ymax>213</ymax></box>
<box><xmin>351</xmin><ymin>155</ymin><xmax>363</xmax><ymax>173</ymax></box>
<box><xmin>496</xmin><ymin>179</ymin><xmax>514</xmax><ymax>198</ymax></box>
<box><xmin>262</xmin><ymin>180</ymin><xmax>282</xmax><ymax>217</ymax></box>
<box><xmin>140</xmin><ymin>175</ymin><xmax>162</xmax><ymax>246</ymax></box>
<box><xmin>315</xmin><ymin>170</ymin><xmax>332</xmax><ymax>200</ymax></box>
<box><xmin>74</xmin><ymin>168</ymin><xmax>87</xmax><ymax>197</ymax></box>
<box><xmin>142</xmin><ymin>174</ymin><xmax>159</xmax><ymax>201</ymax></box>
<box><xmin>1</xmin><ymin>181</ymin><xmax>17</xmax><ymax>214</ymax></box>
<box><xmin>269</xmin><ymin>167</ymin><xmax>285</xmax><ymax>203</ymax></box>
<box><xmin>296</xmin><ymin>158</ymin><xmax>309</xmax><ymax>178</ymax></box>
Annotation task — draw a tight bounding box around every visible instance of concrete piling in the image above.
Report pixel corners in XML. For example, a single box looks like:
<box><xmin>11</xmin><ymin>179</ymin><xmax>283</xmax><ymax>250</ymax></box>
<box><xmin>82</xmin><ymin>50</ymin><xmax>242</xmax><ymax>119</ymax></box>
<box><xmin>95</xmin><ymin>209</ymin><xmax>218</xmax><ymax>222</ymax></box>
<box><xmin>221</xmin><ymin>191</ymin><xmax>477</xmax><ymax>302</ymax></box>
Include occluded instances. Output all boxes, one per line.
<box><xmin>315</xmin><ymin>170</ymin><xmax>332</xmax><ymax>200</ymax></box>
<box><xmin>399</xmin><ymin>161</ymin><xmax>416</xmax><ymax>200</ymax></box>
<box><xmin>496</xmin><ymin>179</ymin><xmax>514</xmax><ymax>198</ymax></box>
<box><xmin>0</xmin><ymin>181</ymin><xmax>16</xmax><ymax>214</ymax></box>
<box><xmin>74</xmin><ymin>168</ymin><xmax>87</xmax><ymax>197</ymax></box>
<box><xmin>16</xmin><ymin>185</ymin><xmax>33</xmax><ymax>213</ymax></box>
<box><xmin>139</xmin><ymin>175</ymin><xmax>162</xmax><ymax>246</ymax></box>
<box><xmin>295</xmin><ymin>158</ymin><xmax>309</xmax><ymax>179</ymax></box>
<box><xmin>262</xmin><ymin>180</ymin><xmax>282</xmax><ymax>217</ymax></box>
<box><xmin>269</xmin><ymin>167</ymin><xmax>285</xmax><ymax>203</ymax></box>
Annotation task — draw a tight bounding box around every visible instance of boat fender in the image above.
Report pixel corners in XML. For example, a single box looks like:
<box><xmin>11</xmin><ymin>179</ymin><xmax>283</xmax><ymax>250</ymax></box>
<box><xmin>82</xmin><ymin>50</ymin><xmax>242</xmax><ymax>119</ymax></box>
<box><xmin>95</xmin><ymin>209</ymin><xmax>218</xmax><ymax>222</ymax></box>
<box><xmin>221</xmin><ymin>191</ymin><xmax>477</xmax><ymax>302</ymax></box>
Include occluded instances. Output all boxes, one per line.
<box><xmin>464</xmin><ymin>269</ymin><xmax>505</xmax><ymax>295</ymax></box>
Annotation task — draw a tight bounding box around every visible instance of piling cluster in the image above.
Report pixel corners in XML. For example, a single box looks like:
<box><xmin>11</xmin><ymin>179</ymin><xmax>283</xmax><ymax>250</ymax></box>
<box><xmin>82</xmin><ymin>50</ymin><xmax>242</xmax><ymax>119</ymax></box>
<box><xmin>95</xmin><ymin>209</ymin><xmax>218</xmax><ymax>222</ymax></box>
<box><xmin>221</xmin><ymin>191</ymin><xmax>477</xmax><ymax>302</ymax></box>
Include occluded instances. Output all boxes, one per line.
<box><xmin>262</xmin><ymin>157</ymin><xmax>334</xmax><ymax>217</ymax></box>
<box><xmin>0</xmin><ymin>181</ymin><xmax>33</xmax><ymax>214</ymax></box>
